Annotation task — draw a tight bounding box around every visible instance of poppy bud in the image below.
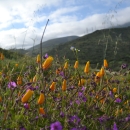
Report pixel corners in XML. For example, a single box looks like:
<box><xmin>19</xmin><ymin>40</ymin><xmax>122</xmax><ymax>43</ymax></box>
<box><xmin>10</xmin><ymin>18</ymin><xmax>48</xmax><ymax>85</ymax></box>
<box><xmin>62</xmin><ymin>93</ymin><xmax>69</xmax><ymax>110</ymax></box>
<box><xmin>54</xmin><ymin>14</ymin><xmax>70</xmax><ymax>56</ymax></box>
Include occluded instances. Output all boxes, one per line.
<box><xmin>36</xmin><ymin>54</ymin><xmax>40</xmax><ymax>63</ymax></box>
<box><xmin>39</xmin><ymin>107</ymin><xmax>45</xmax><ymax>115</ymax></box>
<box><xmin>64</xmin><ymin>62</ymin><xmax>68</xmax><ymax>69</ymax></box>
<box><xmin>42</xmin><ymin>56</ymin><xmax>53</xmax><ymax>70</ymax></box>
<box><xmin>17</xmin><ymin>76</ymin><xmax>22</xmax><ymax>85</ymax></box>
<box><xmin>62</xmin><ymin>79</ymin><xmax>67</xmax><ymax>91</ymax></box>
<box><xmin>74</xmin><ymin>61</ymin><xmax>78</xmax><ymax>69</ymax></box>
<box><xmin>104</xmin><ymin>59</ymin><xmax>108</xmax><ymax>68</ymax></box>
<box><xmin>84</xmin><ymin>61</ymin><xmax>90</xmax><ymax>73</ymax></box>
<box><xmin>78</xmin><ymin>79</ymin><xmax>86</xmax><ymax>86</ymax></box>
<box><xmin>37</xmin><ymin>92</ymin><xmax>45</xmax><ymax>105</ymax></box>
<box><xmin>1</xmin><ymin>53</ymin><xmax>4</xmax><ymax>60</ymax></box>
<box><xmin>95</xmin><ymin>72</ymin><xmax>101</xmax><ymax>82</ymax></box>
<box><xmin>113</xmin><ymin>88</ymin><xmax>117</xmax><ymax>93</ymax></box>
<box><xmin>15</xmin><ymin>64</ymin><xmax>18</xmax><ymax>67</ymax></box>
<box><xmin>100</xmin><ymin>67</ymin><xmax>105</xmax><ymax>77</ymax></box>
<box><xmin>21</xmin><ymin>89</ymin><xmax>33</xmax><ymax>103</ymax></box>
<box><xmin>33</xmin><ymin>75</ymin><xmax>37</xmax><ymax>82</ymax></box>
<box><xmin>50</xmin><ymin>82</ymin><xmax>56</xmax><ymax>91</ymax></box>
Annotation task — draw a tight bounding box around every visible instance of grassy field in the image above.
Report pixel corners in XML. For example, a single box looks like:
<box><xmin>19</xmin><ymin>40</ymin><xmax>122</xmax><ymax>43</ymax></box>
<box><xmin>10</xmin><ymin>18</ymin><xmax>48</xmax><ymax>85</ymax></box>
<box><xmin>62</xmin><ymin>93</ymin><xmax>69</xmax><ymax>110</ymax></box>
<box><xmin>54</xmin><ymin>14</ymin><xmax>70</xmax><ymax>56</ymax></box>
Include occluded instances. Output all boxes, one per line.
<box><xmin>0</xmin><ymin>48</ymin><xmax>130</xmax><ymax>130</ymax></box>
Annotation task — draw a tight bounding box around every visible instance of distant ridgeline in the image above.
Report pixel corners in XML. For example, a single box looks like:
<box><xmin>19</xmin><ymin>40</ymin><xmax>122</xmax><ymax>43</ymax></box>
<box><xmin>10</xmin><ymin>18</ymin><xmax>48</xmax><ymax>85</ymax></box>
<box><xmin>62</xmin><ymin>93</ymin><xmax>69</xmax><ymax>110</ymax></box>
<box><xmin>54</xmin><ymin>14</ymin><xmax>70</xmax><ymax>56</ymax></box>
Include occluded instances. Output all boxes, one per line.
<box><xmin>0</xmin><ymin>48</ymin><xmax>23</xmax><ymax>59</ymax></box>
<box><xmin>47</xmin><ymin>26</ymin><xmax>130</xmax><ymax>70</ymax></box>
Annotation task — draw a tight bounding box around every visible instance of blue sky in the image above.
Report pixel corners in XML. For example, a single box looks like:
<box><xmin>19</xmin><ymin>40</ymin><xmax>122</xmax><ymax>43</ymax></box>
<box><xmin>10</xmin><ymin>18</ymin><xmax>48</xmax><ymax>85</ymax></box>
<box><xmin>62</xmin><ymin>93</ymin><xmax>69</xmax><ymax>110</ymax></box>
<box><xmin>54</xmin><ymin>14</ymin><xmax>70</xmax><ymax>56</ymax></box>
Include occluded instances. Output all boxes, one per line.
<box><xmin>0</xmin><ymin>0</ymin><xmax>130</xmax><ymax>49</ymax></box>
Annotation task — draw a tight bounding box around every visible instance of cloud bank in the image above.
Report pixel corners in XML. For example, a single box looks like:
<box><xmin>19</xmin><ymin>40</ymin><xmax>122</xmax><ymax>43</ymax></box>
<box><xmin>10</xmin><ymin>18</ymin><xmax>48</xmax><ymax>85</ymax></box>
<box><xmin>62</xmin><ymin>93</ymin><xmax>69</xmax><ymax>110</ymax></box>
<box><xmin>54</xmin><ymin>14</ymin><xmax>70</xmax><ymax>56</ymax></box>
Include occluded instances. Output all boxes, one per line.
<box><xmin>0</xmin><ymin>0</ymin><xmax>130</xmax><ymax>49</ymax></box>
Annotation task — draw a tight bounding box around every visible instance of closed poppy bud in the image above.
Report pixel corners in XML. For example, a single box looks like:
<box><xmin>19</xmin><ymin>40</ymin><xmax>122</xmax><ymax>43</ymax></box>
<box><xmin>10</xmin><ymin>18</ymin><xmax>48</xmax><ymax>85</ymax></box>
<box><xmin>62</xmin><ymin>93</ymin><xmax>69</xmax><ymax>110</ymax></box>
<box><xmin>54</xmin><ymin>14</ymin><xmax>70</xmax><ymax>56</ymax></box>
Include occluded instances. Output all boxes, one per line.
<box><xmin>30</xmin><ymin>78</ymin><xmax>33</xmax><ymax>83</ymax></box>
<box><xmin>50</xmin><ymin>82</ymin><xmax>56</xmax><ymax>91</ymax></box>
<box><xmin>95</xmin><ymin>72</ymin><xmax>101</xmax><ymax>82</ymax></box>
<box><xmin>113</xmin><ymin>88</ymin><xmax>117</xmax><ymax>93</ymax></box>
<box><xmin>39</xmin><ymin>107</ymin><xmax>45</xmax><ymax>115</ymax></box>
<box><xmin>21</xmin><ymin>89</ymin><xmax>33</xmax><ymax>103</ymax></box>
<box><xmin>78</xmin><ymin>79</ymin><xmax>86</xmax><ymax>86</ymax></box>
<box><xmin>18</xmin><ymin>91</ymin><xmax>21</xmax><ymax>97</ymax></box>
<box><xmin>0</xmin><ymin>96</ymin><xmax>2</xmax><ymax>102</ymax></box>
<box><xmin>62</xmin><ymin>79</ymin><xmax>67</xmax><ymax>91</ymax></box>
<box><xmin>104</xmin><ymin>59</ymin><xmax>108</xmax><ymax>68</ymax></box>
<box><xmin>100</xmin><ymin>67</ymin><xmax>105</xmax><ymax>77</ymax></box>
<box><xmin>1</xmin><ymin>53</ymin><xmax>4</xmax><ymax>60</ymax></box>
<box><xmin>42</xmin><ymin>56</ymin><xmax>53</xmax><ymax>70</ymax></box>
<box><xmin>56</xmin><ymin>67</ymin><xmax>62</xmax><ymax>75</ymax></box>
<box><xmin>84</xmin><ymin>61</ymin><xmax>90</xmax><ymax>73</ymax></box>
<box><xmin>37</xmin><ymin>92</ymin><xmax>45</xmax><ymax>105</ymax></box>
<box><xmin>36</xmin><ymin>54</ymin><xmax>40</xmax><ymax>63</ymax></box>
<box><xmin>33</xmin><ymin>75</ymin><xmax>37</xmax><ymax>82</ymax></box>
<box><xmin>17</xmin><ymin>76</ymin><xmax>22</xmax><ymax>85</ymax></box>
<box><xmin>15</xmin><ymin>64</ymin><xmax>18</xmax><ymax>67</ymax></box>
<box><xmin>64</xmin><ymin>62</ymin><xmax>68</xmax><ymax>69</ymax></box>
<box><xmin>74</xmin><ymin>61</ymin><xmax>78</xmax><ymax>69</ymax></box>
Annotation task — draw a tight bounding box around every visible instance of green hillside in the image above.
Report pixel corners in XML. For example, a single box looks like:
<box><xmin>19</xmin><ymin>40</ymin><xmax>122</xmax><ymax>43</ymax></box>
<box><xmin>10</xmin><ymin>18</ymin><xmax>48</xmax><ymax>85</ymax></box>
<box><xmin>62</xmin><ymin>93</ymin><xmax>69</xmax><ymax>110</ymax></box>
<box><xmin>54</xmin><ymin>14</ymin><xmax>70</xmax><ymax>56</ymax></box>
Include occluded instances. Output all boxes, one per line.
<box><xmin>47</xmin><ymin>27</ymin><xmax>130</xmax><ymax>70</ymax></box>
<box><xmin>26</xmin><ymin>36</ymin><xmax>79</xmax><ymax>56</ymax></box>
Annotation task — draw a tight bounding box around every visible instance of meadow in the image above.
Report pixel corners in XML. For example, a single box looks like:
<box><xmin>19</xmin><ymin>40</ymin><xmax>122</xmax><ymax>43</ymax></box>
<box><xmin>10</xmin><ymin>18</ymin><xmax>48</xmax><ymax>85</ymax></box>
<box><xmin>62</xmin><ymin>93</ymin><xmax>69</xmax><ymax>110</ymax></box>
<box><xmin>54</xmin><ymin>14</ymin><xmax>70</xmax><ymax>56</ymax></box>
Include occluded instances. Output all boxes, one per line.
<box><xmin>0</xmin><ymin>46</ymin><xmax>130</xmax><ymax>130</ymax></box>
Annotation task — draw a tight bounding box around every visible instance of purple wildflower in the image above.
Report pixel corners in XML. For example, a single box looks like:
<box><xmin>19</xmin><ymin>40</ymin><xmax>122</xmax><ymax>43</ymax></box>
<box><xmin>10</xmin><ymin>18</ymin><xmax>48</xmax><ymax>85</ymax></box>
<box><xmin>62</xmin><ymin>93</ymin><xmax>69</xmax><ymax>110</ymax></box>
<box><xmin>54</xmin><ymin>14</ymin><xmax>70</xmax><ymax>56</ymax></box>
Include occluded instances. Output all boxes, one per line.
<box><xmin>24</xmin><ymin>103</ymin><xmax>29</xmax><ymax>109</ymax></box>
<box><xmin>115</xmin><ymin>98</ymin><xmax>121</xmax><ymax>103</ymax></box>
<box><xmin>43</xmin><ymin>53</ymin><xmax>49</xmax><ymax>59</ymax></box>
<box><xmin>68</xmin><ymin>115</ymin><xmax>80</xmax><ymax>126</ymax></box>
<box><xmin>59</xmin><ymin>71</ymin><xmax>65</xmax><ymax>78</ymax></box>
<box><xmin>81</xmin><ymin>86</ymin><xmax>85</xmax><ymax>91</ymax></box>
<box><xmin>121</xmin><ymin>63</ymin><xmax>128</xmax><ymax>69</ymax></box>
<box><xmin>125</xmin><ymin>115</ymin><xmax>130</xmax><ymax>122</ymax></box>
<box><xmin>98</xmin><ymin>115</ymin><xmax>109</xmax><ymax>123</ymax></box>
<box><xmin>113</xmin><ymin>122</ymin><xmax>118</xmax><ymax>130</ymax></box>
<box><xmin>109</xmin><ymin>91</ymin><xmax>114</xmax><ymax>98</ymax></box>
<box><xmin>76</xmin><ymin>100</ymin><xmax>81</xmax><ymax>105</ymax></box>
<box><xmin>50</xmin><ymin>121</ymin><xmax>62</xmax><ymax>130</ymax></box>
<box><xmin>82</xmin><ymin>96</ymin><xmax>87</xmax><ymax>102</ymax></box>
<box><xmin>60</xmin><ymin>112</ymin><xmax>65</xmax><ymax>118</ymax></box>
<box><xmin>20</xmin><ymin>126</ymin><xmax>26</xmax><ymax>130</ymax></box>
<box><xmin>78</xmin><ymin>92</ymin><xmax>83</xmax><ymax>97</ymax></box>
<box><xmin>8</xmin><ymin>81</ymin><xmax>17</xmax><ymax>89</ymax></box>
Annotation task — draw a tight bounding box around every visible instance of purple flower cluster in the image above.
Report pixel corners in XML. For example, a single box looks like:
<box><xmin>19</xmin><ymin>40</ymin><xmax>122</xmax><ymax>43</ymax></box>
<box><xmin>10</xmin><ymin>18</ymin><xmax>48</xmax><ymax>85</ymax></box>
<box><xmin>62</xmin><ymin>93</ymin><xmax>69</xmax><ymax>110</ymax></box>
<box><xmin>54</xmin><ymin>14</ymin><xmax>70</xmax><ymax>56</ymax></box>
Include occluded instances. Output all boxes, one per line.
<box><xmin>50</xmin><ymin>121</ymin><xmax>62</xmax><ymax>130</ymax></box>
<box><xmin>8</xmin><ymin>81</ymin><xmax>17</xmax><ymax>89</ymax></box>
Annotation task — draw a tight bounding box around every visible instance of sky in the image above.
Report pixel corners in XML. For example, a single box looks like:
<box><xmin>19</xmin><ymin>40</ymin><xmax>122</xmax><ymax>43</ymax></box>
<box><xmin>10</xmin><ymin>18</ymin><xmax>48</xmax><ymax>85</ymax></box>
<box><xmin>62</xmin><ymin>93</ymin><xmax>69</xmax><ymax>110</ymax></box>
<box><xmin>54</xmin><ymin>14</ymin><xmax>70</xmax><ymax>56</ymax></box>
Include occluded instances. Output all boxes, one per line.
<box><xmin>0</xmin><ymin>0</ymin><xmax>130</xmax><ymax>50</ymax></box>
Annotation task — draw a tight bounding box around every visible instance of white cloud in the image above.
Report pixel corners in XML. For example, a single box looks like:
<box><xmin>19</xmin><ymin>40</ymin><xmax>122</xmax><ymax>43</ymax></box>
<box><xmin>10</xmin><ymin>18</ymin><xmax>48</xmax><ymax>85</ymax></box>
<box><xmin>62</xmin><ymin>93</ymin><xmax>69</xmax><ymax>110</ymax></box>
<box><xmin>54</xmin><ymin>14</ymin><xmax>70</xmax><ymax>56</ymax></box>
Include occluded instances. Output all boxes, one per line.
<box><xmin>0</xmin><ymin>0</ymin><xmax>130</xmax><ymax>49</ymax></box>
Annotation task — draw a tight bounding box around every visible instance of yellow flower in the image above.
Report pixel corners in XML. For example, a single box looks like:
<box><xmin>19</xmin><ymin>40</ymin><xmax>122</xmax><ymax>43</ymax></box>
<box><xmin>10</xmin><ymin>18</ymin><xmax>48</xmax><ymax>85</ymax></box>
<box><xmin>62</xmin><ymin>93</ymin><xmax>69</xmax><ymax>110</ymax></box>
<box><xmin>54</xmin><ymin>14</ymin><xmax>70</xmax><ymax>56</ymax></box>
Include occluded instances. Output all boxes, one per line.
<box><xmin>21</xmin><ymin>89</ymin><xmax>33</xmax><ymax>103</ymax></box>
<box><xmin>17</xmin><ymin>76</ymin><xmax>22</xmax><ymax>85</ymax></box>
<box><xmin>74</xmin><ymin>61</ymin><xmax>78</xmax><ymax>69</ymax></box>
<box><xmin>37</xmin><ymin>92</ymin><xmax>45</xmax><ymax>105</ymax></box>
<box><xmin>113</xmin><ymin>88</ymin><xmax>117</xmax><ymax>93</ymax></box>
<box><xmin>39</xmin><ymin>107</ymin><xmax>45</xmax><ymax>115</ymax></box>
<box><xmin>50</xmin><ymin>82</ymin><xmax>56</xmax><ymax>91</ymax></box>
<box><xmin>56</xmin><ymin>67</ymin><xmax>62</xmax><ymax>75</ymax></box>
<box><xmin>36</xmin><ymin>54</ymin><xmax>40</xmax><ymax>63</ymax></box>
<box><xmin>42</xmin><ymin>56</ymin><xmax>53</xmax><ymax>70</ymax></box>
<box><xmin>104</xmin><ymin>59</ymin><xmax>108</xmax><ymax>68</ymax></box>
<box><xmin>84</xmin><ymin>61</ymin><xmax>90</xmax><ymax>73</ymax></box>
<box><xmin>30</xmin><ymin>78</ymin><xmax>33</xmax><ymax>83</ymax></box>
<box><xmin>33</xmin><ymin>75</ymin><xmax>37</xmax><ymax>82</ymax></box>
<box><xmin>100</xmin><ymin>67</ymin><xmax>105</xmax><ymax>77</ymax></box>
<box><xmin>64</xmin><ymin>62</ymin><xmax>68</xmax><ymax>69</ymax></box>
<box><xmin>15</xmin><ymin>64</ymin><xmax>18</xmax><ymax>67</ymax></box>
<box><xmin>0</xmin><ymin>53</ymin><xmax>4</xmax><ymax>60</ymax></box>
<box><xmin>62</xmin><ymin>79</ymin><xmax>67</xmax><ymax>91</ymax></box>
<box><xmin>95</xmin><ymin>72</ymin><xmax>101</xmax><ymax>82</ymax></box>
<box><xmin>78</xmin><ymin>79</ymin><xmax>86</xmax><ymax>86</ymax></box>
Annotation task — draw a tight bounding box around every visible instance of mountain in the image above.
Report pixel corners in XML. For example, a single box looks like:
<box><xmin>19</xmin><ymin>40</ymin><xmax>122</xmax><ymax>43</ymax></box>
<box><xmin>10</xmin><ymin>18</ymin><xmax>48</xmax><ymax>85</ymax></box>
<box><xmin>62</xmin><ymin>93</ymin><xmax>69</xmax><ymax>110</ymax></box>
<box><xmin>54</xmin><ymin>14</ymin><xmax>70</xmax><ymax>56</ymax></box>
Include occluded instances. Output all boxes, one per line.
<box><xmin>47</xmin><ymin>26</ymin><xmax>130</xmax><ymax>70</ymax></box>
<box><xmin>25</xmin><ymin>36</ymin><xmax>79</xmax><ymax>56</ymax></box>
